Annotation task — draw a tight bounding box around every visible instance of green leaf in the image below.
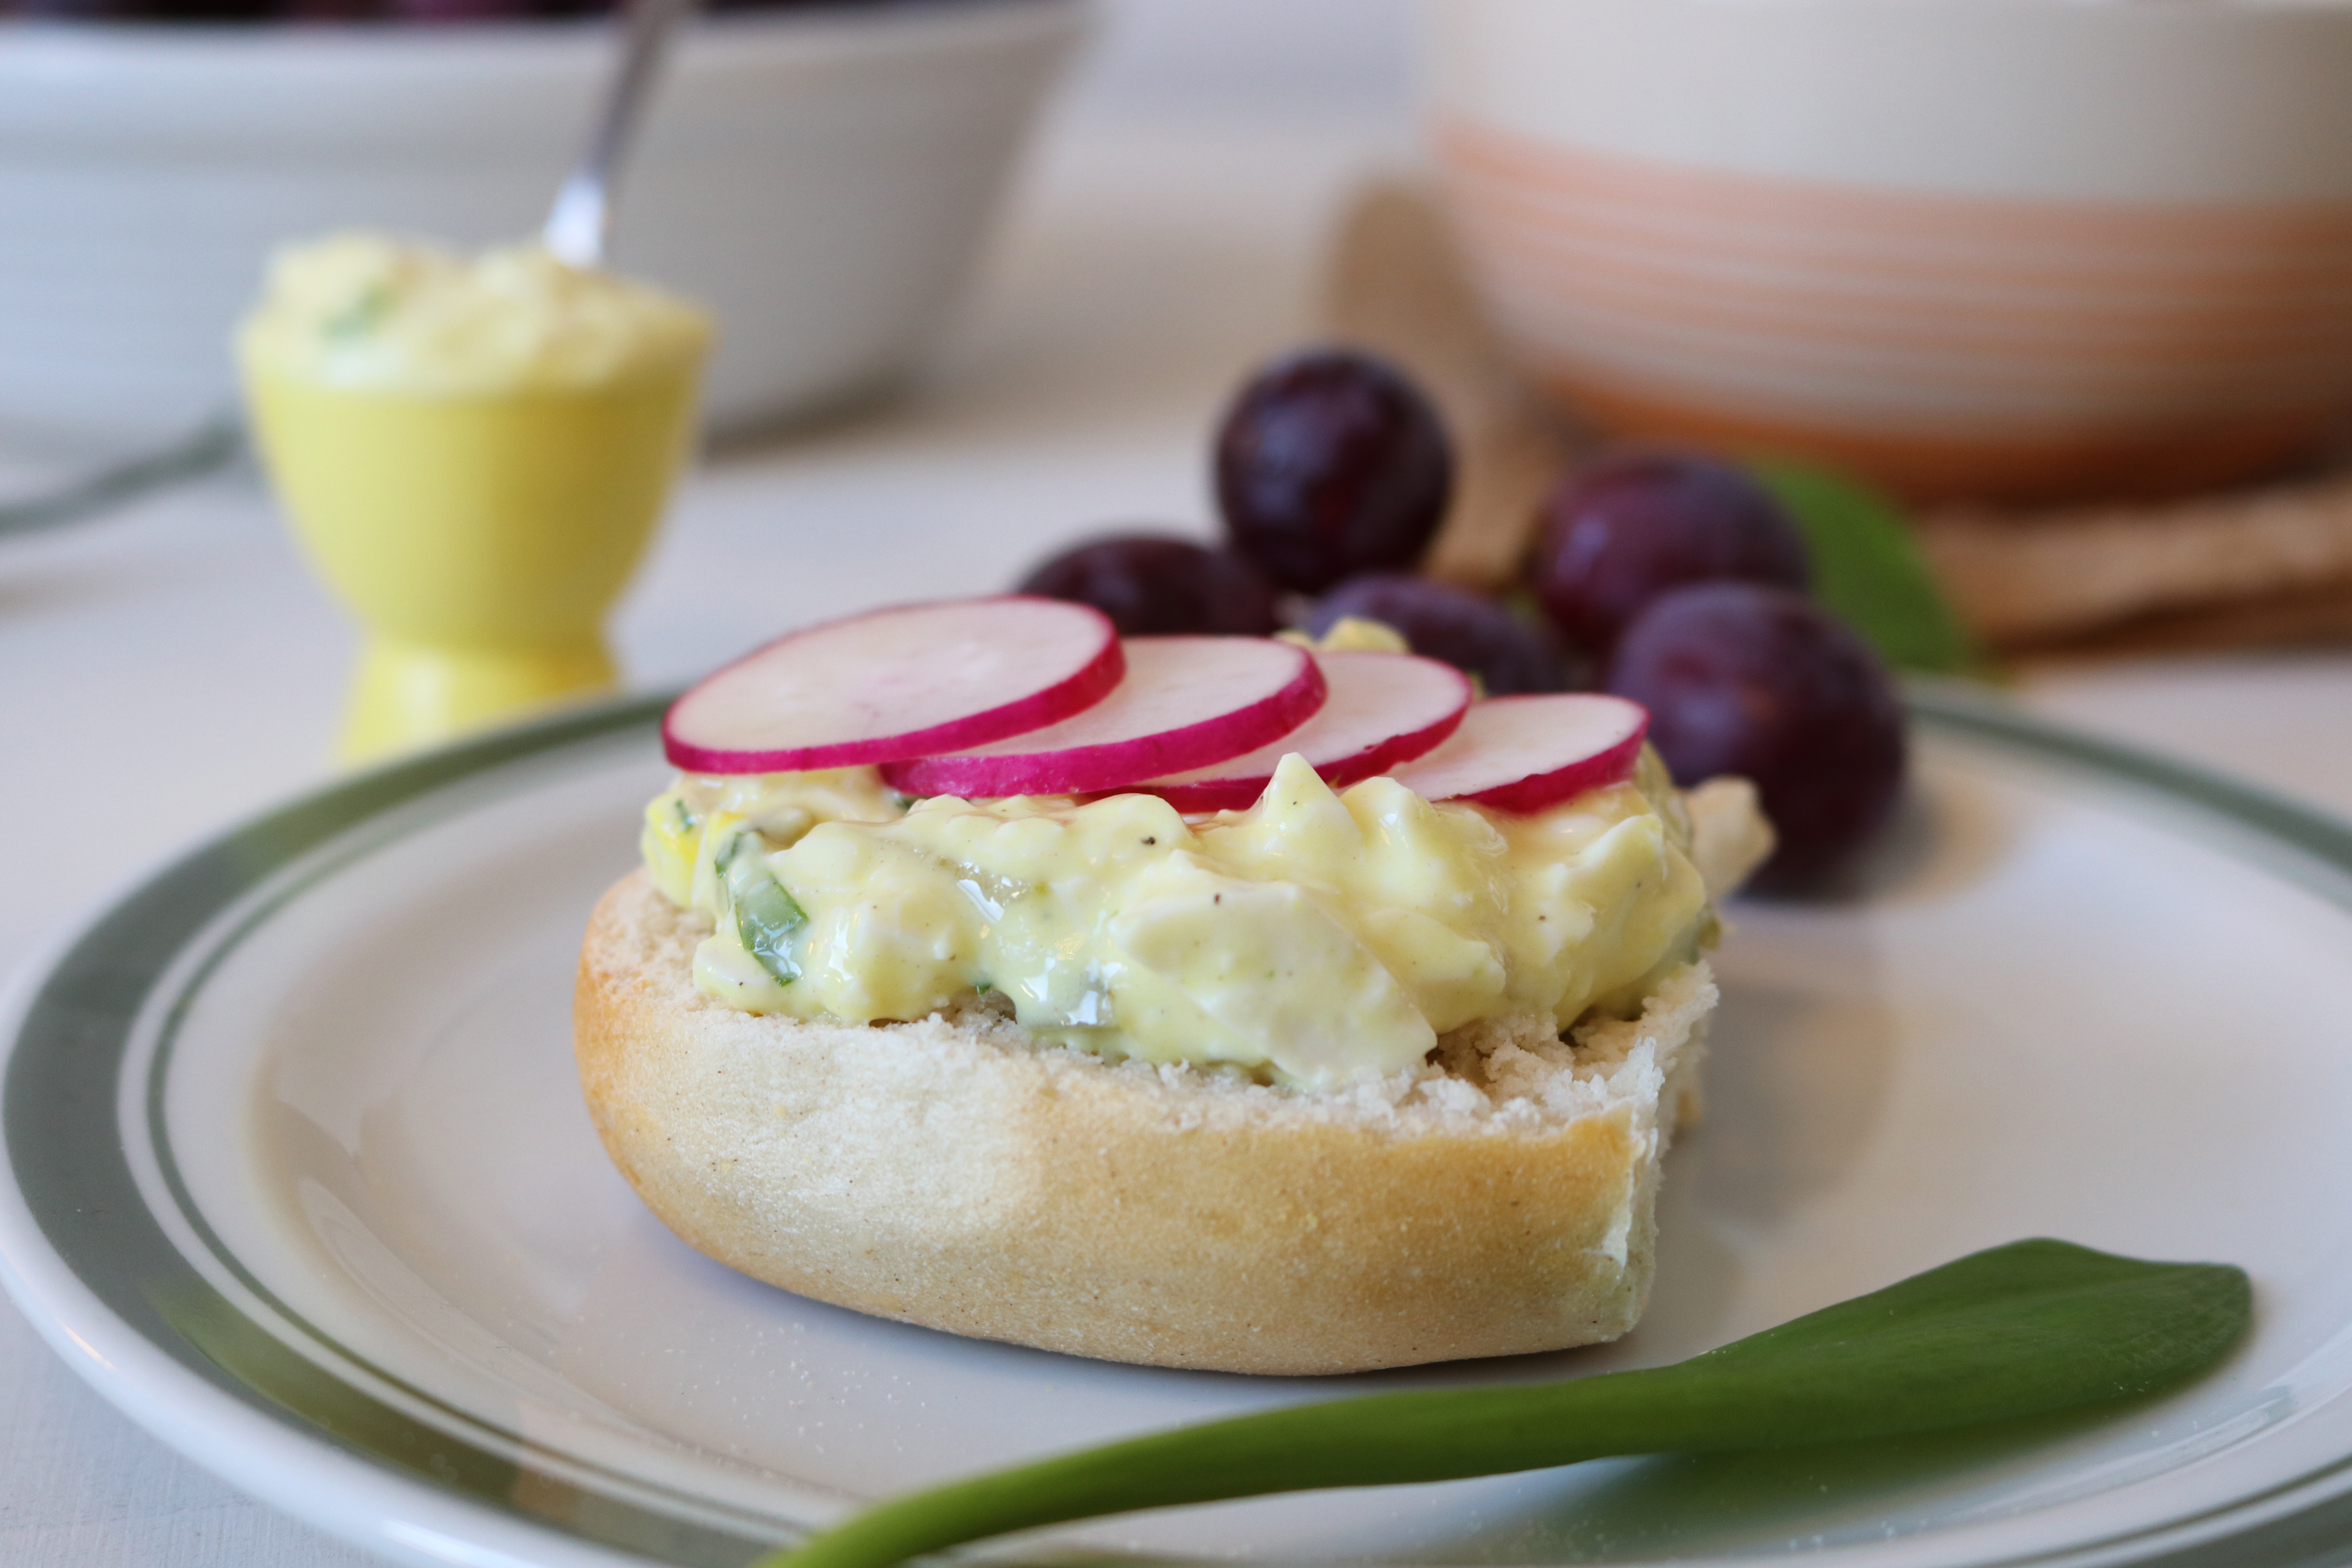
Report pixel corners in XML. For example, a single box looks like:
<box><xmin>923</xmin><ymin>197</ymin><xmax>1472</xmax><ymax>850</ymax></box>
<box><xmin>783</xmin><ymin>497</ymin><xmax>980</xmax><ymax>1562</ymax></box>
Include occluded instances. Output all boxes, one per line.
<box><xmin>759</xmin><ymin>1239</ymin><xmax>2247</xmax><ymax>1568</ymax></box>
<box><xmin>1749</xmin><ymin>458</ymin><xmax>1979</xmax><ymax>675</ymax></box>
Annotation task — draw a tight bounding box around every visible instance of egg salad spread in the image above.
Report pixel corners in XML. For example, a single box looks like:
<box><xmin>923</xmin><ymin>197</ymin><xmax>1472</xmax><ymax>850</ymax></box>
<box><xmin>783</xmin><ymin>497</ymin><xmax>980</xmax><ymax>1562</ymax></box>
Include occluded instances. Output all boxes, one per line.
<box><xmin>238</xmin><ymin>232</ymin><xmax>710</xmax><ymax>396</ymax></box>
<box><xmin>641</xmin><ymin>751</ymin><xmax>1715</xmax><ymax>1091</ymax></box>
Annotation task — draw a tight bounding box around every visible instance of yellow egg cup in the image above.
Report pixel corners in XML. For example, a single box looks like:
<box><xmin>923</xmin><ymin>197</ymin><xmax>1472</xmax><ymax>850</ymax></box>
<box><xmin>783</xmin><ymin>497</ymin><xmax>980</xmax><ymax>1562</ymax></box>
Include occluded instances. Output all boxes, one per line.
<box><xmin>244</xmin><ymin>363</ymin><xmax>700</xmax><ymax>765</ymax></box>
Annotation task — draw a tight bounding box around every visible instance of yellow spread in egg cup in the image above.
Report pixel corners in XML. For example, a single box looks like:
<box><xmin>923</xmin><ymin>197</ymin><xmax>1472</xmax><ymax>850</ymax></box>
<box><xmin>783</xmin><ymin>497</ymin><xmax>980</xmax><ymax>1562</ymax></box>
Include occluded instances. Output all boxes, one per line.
<box><xmin>238</xmin><ymin>236</ymin><xmax>710</xmax><ymax>764</ymax></box>
<box><xmin>246</xmin><ymin>366</ymin><xmax>699</xmax><ymax>762</ymax></box>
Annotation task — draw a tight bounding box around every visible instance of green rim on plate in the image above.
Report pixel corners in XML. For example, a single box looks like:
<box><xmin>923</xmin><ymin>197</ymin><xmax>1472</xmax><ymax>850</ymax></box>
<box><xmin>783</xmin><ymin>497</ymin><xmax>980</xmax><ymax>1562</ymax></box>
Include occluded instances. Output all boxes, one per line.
<box><xmin>8</xmin><ymin>685</ymin><xmax>2352</xmax><ymax>1568</ymax></box>
<box><xmin>2</xmin><ymin>697</ymin><xmax>777</xmax><ymax>1568</ymax></box>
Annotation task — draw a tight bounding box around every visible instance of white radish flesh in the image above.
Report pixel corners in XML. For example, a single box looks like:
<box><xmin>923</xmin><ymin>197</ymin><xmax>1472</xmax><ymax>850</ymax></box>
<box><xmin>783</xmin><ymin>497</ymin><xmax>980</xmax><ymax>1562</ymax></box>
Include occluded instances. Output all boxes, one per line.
<box><xmin>884</xmin><ymin>637</ymin><xmax>1327</xmax><ymax>799</ymax></box>
<box><xmin>662</xmin><ymin>597</ymin><xmax>1122</xmax><ymax>774</ymax></box>
<box><xmin>1138</xmin><ymin>651</ymin><xmax>1471</xmax><ymax>812</ymax></box>
<box><xmin>1392</xmin><ymin>694</ymin><xmax>1650</xmax><ymax>813</ymax></box>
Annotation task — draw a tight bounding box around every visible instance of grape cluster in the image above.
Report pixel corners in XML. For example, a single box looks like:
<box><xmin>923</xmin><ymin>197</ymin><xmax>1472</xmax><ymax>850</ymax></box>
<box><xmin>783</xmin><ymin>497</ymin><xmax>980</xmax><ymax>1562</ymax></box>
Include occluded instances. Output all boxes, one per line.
<box><xmin>1023</xmin><ymin>349</ymin><xmax>1562</xmax><ymax>690</ymax></box>
<box><xmin>1216</xmin><ymin>349</ymin><xmax>1573</xmax><ymax>691</ymax></box>
<box><xmin>1011</xmin><ymin>348</ymin><xmax>1906</xmax><ymax>893</ymax></box>
<box><xmin>1529</xmin><ymin>452</ymin><xmax>1904</xmax><ymax>892</ymax></box>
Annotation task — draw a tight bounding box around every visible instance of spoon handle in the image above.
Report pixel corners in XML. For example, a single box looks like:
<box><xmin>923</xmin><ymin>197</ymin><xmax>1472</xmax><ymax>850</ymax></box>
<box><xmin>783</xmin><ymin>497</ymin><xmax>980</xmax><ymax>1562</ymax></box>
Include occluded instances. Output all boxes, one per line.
<box><xmin>543</xmin><ymin>0</ymin><xmax>700</xmax><ymax>269</ymax></box>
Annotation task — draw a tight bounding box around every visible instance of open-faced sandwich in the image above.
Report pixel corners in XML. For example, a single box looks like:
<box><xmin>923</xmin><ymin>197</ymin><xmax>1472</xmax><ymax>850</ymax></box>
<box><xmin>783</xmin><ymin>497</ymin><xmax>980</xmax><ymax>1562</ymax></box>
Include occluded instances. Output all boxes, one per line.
<box><xmin>575</xmin><ymin>595</ymin><xmax>1772</xmax><ymax>1375</ymax></box>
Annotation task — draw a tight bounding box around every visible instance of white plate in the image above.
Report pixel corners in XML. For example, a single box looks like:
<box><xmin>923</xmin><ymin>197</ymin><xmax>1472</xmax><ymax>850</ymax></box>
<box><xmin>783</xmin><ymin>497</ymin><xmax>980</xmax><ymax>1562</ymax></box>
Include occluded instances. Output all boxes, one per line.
<box><xmin>6</xmin><ymin>690</ymin><xmax>2352</xmax><ymax>1568</ymax></box>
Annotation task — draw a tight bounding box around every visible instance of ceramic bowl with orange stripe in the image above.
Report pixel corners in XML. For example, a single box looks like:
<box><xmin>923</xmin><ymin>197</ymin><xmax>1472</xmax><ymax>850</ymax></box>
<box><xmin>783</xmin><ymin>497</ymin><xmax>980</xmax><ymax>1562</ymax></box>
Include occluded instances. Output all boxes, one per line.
<box><xmin>1428</xmin><ymin>0</ymin><xmax>2352</xmax><ymax>505</ymax></box>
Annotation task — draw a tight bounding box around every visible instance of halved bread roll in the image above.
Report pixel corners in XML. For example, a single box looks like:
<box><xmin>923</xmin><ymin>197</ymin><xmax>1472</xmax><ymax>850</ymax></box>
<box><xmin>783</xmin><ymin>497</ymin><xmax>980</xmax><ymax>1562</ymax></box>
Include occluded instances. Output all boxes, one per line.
<box><xmin>575</xmin><ymin>869</ymin><xmax>1718</xmax><ymax>1376</ymax></box>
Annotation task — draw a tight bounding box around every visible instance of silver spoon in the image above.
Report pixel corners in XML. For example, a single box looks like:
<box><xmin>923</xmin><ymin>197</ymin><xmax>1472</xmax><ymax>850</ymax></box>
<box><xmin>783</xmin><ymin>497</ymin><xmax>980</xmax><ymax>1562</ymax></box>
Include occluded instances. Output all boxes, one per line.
<box><xmin>542</xmin><ymin>0</ymin><xmax>700</xmax><ymax>269</ymax></box>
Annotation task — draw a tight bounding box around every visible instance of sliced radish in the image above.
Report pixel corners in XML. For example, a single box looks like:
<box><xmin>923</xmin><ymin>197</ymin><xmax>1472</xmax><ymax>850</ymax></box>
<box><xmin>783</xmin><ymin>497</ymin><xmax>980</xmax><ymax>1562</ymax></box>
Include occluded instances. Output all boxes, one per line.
<box><xmin>884</xmin><ymin>637</ymin><xmax>1326</xmax><ymax>799</ymax></box>
<box><xmin>1391</xmin><ymin>694</ymin><xmax>1650</xmax><ymax>813</ymax></box>
<box><xmin>663</xmin><ymin>597</ymin><xmax>1122</xmax><ymax>774</ymax></box>
<box><xmin>1136</xmin><ymin>651</ymin><xmax>1472</xmax><ymax>812</ymax></box>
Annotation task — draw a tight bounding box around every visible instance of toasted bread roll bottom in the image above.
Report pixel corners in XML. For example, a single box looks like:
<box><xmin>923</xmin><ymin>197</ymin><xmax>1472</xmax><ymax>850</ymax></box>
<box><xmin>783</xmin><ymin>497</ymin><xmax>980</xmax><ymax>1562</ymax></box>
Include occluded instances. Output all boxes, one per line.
<box><xmin>575</xmin><ymin>871</ymin><xmax>1715</xmax><ymax>1374</ymax></box>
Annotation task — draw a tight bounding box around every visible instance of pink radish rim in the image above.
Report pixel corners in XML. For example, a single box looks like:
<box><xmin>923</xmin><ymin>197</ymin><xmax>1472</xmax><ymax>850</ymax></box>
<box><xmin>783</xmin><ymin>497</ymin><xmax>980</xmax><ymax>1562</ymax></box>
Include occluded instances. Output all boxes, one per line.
<box><xmin>662</xmin><ymin>596</ymin><xmax>1124</xmax><ymax>774</ymax></box>
<box><xmin>1138</xmin><ymin>653</ymin><xmax>1473</xmax><ymax>813</ymax></box>
<box><xmin>1419</xmin><ymin>694</ymin><xmax>1650</xmax><ymax>814</ymax></box>
<box><xmin>882</xmin><ymin>638</ymin><xmax>1328</xmax><ymax>799</ymax></box>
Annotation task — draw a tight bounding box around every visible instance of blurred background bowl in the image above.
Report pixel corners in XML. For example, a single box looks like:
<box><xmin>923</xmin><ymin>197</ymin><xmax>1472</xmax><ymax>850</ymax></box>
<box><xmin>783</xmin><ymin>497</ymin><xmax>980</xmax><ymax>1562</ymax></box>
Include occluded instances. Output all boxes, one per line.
<box><xmin>1428</xmin><ymin>0</ymin><xmax>2352</xmax><ymax>505</ymax></box>
<box><xmin>0</xmin><ymin>0</ymin><xmax>1087</xmax><ymax>449</ymax></box>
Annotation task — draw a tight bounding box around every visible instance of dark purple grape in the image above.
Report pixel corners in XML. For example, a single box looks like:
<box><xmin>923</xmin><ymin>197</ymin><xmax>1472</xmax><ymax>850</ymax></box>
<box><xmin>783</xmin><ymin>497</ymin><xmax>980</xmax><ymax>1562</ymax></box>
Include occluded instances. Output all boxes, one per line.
<box><xmin>26</xmin><ymin>0</ymin><xmax>277</xmax><ymax>15</ymax></box>
<box><xmin>1214</xmin><ymin>348</ymin><xmax>1453</xmax><ymax>594</ymax></box>
<box><xmin>1532</xmin><ymin>452</ymin><xmax>1809</xmax><ymax>659</ymax></box>
<box><xmin>387</xmin><ymin>0</ymin><xmax>541</xmax><ymax>17</ymax></box>
<box><xmin>1609</xmin><ymin>582</ymin><xmax>1905</xmax><ymax>895</ymax></box>
<box><xmin>1309</xmin><ymin>573</ymin><xmax>1572</xmax><ymax>695</ymax></box>
<box><xmin>1018</xmin><ymin>534</ymin><xmax>1280</xmax><ymax>637</ymax></box>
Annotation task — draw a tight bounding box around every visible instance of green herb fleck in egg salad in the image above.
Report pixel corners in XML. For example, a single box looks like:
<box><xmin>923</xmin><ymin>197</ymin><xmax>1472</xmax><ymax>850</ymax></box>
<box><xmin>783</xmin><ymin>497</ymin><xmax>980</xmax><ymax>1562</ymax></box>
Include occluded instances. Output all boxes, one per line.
<box><xmin>640</xmin><ymin>749</ymin><xmax>1720</xmax><ymax>1092</ymax></box>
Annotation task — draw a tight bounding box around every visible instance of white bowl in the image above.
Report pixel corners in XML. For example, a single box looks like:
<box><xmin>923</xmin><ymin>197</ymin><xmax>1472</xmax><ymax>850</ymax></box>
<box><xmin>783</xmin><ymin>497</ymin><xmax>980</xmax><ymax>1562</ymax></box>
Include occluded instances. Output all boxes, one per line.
<box><xmin>0</xmin><ymin>0</ymin><xmax>1087</xmax><ymax>448</ymax></box>
<box><xmin>1428</xmin><ymin>0</ymin><xmax>2352</xmax><ymax>504</ymax></box>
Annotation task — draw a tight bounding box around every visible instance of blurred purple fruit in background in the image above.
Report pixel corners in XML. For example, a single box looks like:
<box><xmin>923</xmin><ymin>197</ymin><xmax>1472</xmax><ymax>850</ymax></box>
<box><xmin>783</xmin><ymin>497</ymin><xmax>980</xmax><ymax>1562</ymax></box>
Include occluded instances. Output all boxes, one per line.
<box><xmin>1533</xmin><ymin>452</ymin><xmax>1809</xmax><ymax>659</ymax></box>
<box><xmin>1609</xmin><ymin>581</ymin><xmax>1905</xmax><ymax>894</ymax></box>
<box><xmin>1215</xmin><ymin>347</ymin><xmax>1453</xmax><ymax>594</ymax></box>
<box><xmin>1018</xmin><ymin>534</ymin><xmax>1281</xmax><ymax>637</ymax></box>
<box><xmin>1309</xmin><ymin>573</ymin><xmax>1571</xmax><ymax>695</ymax></box>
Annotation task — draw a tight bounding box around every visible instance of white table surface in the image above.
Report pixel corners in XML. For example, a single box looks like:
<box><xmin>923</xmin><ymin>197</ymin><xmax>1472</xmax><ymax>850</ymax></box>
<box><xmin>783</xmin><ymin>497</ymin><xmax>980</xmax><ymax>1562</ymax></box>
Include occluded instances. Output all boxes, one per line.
<box><xmin>4</xmin><ymin>85</ymin><xmax>2352</xmax><ymax>1568</ymax></box>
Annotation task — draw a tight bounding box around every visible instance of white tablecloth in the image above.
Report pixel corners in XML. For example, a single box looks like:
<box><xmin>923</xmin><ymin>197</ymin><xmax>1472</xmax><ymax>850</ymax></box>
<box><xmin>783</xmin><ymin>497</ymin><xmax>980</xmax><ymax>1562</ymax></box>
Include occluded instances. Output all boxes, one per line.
<box><xmin>3</xmin><ymin>99</ymin><xmax>2350</xmax><ymax>1567</ymax></box>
